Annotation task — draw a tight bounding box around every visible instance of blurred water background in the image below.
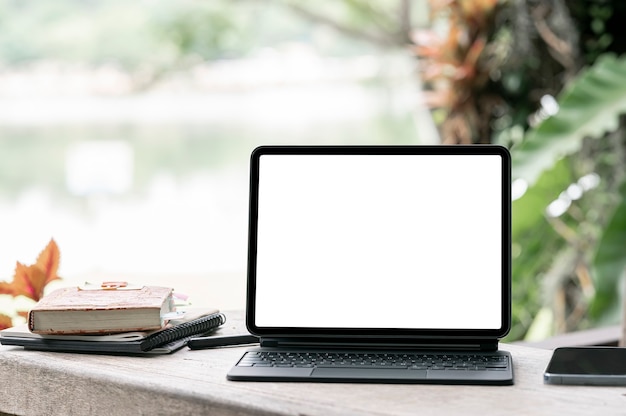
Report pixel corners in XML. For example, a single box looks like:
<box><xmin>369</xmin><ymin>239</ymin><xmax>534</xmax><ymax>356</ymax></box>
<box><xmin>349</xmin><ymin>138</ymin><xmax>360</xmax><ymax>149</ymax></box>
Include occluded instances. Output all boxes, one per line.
<box><xmin>0</xmin><ymin>1</ymin><xmax>435</xmax><ymax>312</ymax></box>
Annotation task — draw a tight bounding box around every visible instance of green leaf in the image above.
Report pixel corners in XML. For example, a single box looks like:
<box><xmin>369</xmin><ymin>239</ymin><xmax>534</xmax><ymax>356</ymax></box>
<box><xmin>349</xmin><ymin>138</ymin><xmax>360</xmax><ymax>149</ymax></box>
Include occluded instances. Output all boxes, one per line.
<box><xmin>512</xmin><ymin>53</ymin><xmax>626</xmax><ymax>185</ymax></box>
<box><xmin>509</xmin><ymin>54</ymin><xmax>626</xmax><ymax>333</ymax></box>
<box><xmin>508</xmin><ymin>159</ymin><xmax>572</xmax><ymax>340</ymax></box>
<box><xmin>512</xmin><ymin>158</ymin><xmax>571</xmax><ymax>239</ymax></box>
<box><xmin>590</xmin><ymin>180</ymin><xmax>626</xmax><ymax>320</ymax></box>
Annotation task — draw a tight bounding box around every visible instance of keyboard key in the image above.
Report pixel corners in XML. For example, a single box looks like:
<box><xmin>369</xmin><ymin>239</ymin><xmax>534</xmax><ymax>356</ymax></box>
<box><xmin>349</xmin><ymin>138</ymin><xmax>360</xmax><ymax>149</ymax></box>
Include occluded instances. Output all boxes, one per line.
<box><xmin>239</xmin><ymin>351</ymin><xmax>510</xmax><ymax>373</ymax></box>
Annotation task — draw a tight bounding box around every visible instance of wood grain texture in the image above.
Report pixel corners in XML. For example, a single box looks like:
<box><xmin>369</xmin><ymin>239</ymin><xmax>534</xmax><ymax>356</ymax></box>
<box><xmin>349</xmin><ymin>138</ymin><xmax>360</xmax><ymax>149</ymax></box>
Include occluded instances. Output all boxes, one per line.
<box><xmin>2</xmin><ymin>311</ymin><xmax>626</xmax><ymax>416</ymax></box>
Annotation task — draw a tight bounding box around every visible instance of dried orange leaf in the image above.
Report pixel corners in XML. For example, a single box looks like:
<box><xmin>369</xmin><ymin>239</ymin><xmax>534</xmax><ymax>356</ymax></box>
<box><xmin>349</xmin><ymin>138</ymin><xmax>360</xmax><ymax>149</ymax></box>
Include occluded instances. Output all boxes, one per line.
<box><xmin>0</xmin><ymin>313</ymin><xmax>13</xmax><ymax>330</ymax></box>
<box><xmin>0</xmin><ymin>281</ymin><xmax>15</xmax><ymax>296</ymax></box>
<box><xmin>36</xmin><ymin>238</ymin><xmax>61</xmax><ymax>286</ymax></box>
<box><xmin>11</xmin><ymin>262</ymin><xmax>48</xmax><ymax>301</ymax></box>
<box><xmin>0</xmin><ymin>239</ymin><xmax>62</xmax><ymax>302</ymax></box>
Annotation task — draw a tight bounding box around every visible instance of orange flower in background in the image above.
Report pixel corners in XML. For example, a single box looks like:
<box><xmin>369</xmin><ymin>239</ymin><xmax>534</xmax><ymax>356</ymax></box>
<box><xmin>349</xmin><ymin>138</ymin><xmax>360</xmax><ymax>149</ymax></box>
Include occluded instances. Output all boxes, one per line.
<box><xmin>411</xmin><ymin>0</ymin><xmax>500</xmax><ymax>144</ymax></box>
<box><xmin>0</xmin><ymin>239</ymin><xmax>62</xmax><ymax>329</ymax></box>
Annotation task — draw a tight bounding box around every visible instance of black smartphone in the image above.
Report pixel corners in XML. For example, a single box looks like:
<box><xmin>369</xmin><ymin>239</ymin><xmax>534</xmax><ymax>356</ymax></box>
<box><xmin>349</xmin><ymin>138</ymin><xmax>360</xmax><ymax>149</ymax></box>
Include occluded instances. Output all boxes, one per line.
<box><xmin>544</xmin><ymin>346</ymin><xmax>626</xmax><ymax>385</ymax></box>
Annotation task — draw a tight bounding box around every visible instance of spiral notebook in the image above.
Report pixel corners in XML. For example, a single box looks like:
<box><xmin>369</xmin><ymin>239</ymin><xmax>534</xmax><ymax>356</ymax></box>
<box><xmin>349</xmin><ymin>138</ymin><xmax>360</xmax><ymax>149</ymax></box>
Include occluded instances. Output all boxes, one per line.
<box><xmin>0</xmin><ymin>310</ymin><xmax>225</xmax><ymax>355</ymax></box>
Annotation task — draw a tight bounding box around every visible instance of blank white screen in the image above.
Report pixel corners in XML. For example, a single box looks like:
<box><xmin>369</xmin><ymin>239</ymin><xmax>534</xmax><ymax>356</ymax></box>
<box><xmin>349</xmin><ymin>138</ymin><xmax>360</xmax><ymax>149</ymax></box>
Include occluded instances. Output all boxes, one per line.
<box><xmin>254</xmin><ymin>154</ymin><xmax>502</xmax><ymax>329</ymax></box>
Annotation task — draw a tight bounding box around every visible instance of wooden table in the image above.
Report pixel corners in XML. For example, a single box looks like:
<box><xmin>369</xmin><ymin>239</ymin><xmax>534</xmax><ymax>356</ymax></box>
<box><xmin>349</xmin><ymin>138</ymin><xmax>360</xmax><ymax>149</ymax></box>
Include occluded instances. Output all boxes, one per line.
<box><xmin>1</xmin><ymin>311</ymin><xmax>625</xmax><ymax>416</ymax></box>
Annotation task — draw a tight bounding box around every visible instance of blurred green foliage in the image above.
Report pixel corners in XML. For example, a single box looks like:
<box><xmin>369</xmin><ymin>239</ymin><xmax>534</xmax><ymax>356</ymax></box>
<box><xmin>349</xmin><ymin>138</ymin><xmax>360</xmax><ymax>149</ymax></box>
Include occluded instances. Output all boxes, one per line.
<box><xmin>0</xmin><ymin>0</ymin><xmax>169</xmax><ymax>68</ymax></box>
<box><xmin>0</xmin><ymin>0</ymin><xmax>403</xmax><ymax>72</ymax></box>
<box><xmin>511</xmin><ymin>54</ymin><xmax>626</xmax><ymax>339</ymax></box>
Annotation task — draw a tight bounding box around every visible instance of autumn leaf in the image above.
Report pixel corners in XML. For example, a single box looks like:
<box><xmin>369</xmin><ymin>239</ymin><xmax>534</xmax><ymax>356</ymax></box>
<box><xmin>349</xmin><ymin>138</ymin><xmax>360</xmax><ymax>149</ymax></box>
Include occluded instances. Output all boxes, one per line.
<box><xmin>0</xmin><ymin>313</ymin><xmax>13</xmax><ymax>330</ymax></box>
<box><xmin>10</xmin><ymin>263</ymin><xmax>48</xmax><ymax>301</ymax></box>
<box><xmin>0</xmin><ymin>239</ymin><xmax>62</xmax><ymax>302</ymax></box>
<box><xmin>36</xmin><ymin>238</ymin><xmax>61</xmax><ymax>287</ymax></box>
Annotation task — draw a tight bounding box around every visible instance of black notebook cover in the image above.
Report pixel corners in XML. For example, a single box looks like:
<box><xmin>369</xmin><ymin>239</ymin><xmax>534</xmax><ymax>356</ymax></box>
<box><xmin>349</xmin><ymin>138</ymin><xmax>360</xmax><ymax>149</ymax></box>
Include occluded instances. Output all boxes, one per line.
<box><xmin>0</xmin><ymin>311</ymin><xmax>226</xmax><ymax>355</ymax></box>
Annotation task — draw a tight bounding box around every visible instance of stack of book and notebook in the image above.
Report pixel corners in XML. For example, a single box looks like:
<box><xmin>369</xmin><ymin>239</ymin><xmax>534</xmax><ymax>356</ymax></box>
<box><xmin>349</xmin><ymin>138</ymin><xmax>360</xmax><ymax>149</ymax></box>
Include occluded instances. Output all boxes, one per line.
<box><xmin>0</xmin><ymin>283</ymin><xmax>225</xmax><ymax>354</ymax></box>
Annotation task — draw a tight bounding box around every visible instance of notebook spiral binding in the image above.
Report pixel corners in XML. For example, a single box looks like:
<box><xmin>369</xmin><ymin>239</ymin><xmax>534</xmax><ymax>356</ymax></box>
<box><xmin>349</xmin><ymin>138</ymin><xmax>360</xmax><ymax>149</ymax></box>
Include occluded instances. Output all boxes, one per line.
<box><xmin>140</xmin><ymin>312</ymin><xmax>226</xmax><ymax>351</ymax></box>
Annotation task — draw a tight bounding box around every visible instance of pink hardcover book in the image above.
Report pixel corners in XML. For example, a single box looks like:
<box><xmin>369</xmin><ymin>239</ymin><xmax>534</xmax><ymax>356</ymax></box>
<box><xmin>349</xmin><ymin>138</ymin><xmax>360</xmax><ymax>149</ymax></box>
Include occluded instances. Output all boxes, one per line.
<box><xmin>28</xmin><ymin>285</ymin><xmax>174</xmax><ymax>335</ymax></box>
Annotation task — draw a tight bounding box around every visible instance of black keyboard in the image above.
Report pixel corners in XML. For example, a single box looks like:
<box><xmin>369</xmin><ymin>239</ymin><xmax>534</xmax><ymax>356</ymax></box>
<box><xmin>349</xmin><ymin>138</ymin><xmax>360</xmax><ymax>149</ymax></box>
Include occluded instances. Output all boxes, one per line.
<box><xmin>237</xmin><ymin>351</ymin><xmax>510</xmax><ymax>371</ymax></box>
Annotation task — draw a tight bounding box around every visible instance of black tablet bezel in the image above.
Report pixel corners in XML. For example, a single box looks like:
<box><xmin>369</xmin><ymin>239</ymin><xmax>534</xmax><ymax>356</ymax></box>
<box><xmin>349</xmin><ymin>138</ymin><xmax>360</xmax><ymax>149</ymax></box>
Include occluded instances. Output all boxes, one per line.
<box><xmin>245</xmin><ymin>145</ymin><xmax>511</xmax><ymax>342</ymax></box>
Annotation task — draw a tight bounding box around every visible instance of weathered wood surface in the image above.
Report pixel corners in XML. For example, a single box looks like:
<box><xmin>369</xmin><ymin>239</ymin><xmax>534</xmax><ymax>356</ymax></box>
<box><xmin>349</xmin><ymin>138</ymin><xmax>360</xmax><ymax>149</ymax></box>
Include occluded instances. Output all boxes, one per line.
<box><xmin>1</xmin><ymin>311</ymin><xmax>626</xmax><ymax>416</ymax></box>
